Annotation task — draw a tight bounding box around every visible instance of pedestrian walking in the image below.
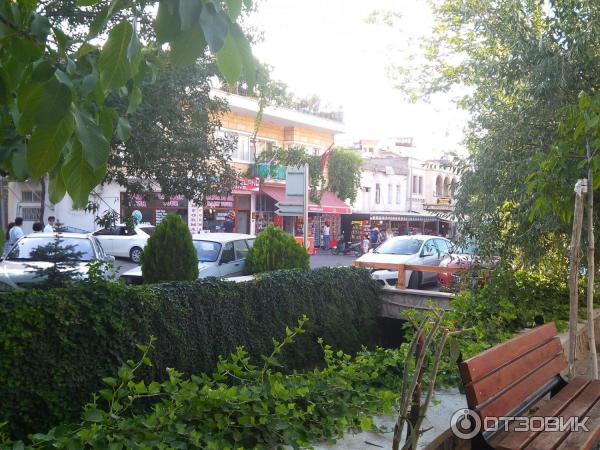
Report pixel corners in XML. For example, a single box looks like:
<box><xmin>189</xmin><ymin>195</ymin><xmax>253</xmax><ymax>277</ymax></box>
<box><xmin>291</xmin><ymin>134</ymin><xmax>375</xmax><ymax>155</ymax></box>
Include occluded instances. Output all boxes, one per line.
<box><xmin>223</xmin><ymin>211</ymin><xmax>235</xmax><ymax>233</ymax></box>
<box><xmin>362</xmin><ymin>234</ymin><xmax>370</xmax><ymax>255</ymax></box>
<box><xmin>322</xmin><ymin>222</ymin><xmax>330</xmax><ymax>250</ymax></box>
<box><xmin>44</xmin><ymin>216</ymin><xmax>56</xmax><ymax>233</ymax></box>
<box><xmin>9</xmin><ymin>217</ymin><xmax>24</xmax><ymax>246</ymax></box>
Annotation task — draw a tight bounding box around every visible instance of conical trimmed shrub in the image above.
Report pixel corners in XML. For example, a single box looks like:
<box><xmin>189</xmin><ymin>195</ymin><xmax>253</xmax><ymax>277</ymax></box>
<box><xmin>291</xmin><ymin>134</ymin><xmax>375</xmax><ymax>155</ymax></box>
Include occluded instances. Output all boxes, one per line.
<box><xmin>141</xmin><ymin>214</ymin><xmax>199</xmax><ymax>283</ymax></box>
<box><xmin>245</xmin><ymin>225</ymin><xmax>310</xmax><ymax>274</ymax></box>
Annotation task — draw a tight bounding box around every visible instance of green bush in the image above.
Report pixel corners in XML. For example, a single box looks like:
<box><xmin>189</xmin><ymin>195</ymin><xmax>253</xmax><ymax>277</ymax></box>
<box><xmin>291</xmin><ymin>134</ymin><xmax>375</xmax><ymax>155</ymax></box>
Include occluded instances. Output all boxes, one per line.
<box><xmin>245</xmin><ymin>225</ymin><xmax>310</xmax><ymax>274</ymax></box>
<box><xmin>0</xmin><ymin>266</ymin><xmax>381</xmax><ymax>438</ymax></box>
<box><xmin>141</xmin><ymin>213</ymin><xmax>198</xmax><ymax>283</ymax></box>
<box><xmin>3</xmin><ymin>321</ymin><xmax>403</xmax><ymax>450</ymax></box>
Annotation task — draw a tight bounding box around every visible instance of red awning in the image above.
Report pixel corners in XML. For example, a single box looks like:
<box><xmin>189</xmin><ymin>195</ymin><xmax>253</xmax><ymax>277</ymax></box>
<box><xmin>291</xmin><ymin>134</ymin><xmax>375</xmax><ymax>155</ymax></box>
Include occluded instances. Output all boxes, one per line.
<box><xmin>262</xmin><ymin>186</ymin><xmax>352</xmax><ymax>215</ymax></box>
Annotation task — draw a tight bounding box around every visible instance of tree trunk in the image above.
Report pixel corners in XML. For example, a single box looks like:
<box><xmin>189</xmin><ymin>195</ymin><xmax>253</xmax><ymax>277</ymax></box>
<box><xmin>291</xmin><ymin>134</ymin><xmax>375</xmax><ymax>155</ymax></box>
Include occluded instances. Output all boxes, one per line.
<box><xmin>39</xmin><ymin>179</ymin><xmax>46</xmax><ymax>224</ymax></box>
<box><xmin>587</xmin><ymin>146</ymin><xmax>598</xmax><ymax>379</ymax></box>
<box><xmin>569</xmin><ymin>179</ymin><xmax>586</xmax><ymax>379</ymax></box>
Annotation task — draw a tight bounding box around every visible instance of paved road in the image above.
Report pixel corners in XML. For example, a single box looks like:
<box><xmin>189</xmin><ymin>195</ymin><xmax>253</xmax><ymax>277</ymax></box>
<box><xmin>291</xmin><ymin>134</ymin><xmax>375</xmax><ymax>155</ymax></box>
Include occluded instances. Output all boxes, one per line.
<box><xmin>113</xmin><ymin>253</ymin><xmax>357</xmax><ymax>277</ymax></box>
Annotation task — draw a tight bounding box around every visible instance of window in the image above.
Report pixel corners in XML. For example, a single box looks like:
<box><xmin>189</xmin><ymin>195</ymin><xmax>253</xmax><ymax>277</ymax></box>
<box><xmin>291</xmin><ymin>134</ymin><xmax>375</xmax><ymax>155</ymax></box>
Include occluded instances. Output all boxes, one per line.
<box><xmin>7</xmin><ymin>236</ymin><xmax>95</xmax><ymax>261</ymax></box>
<box><xmin>93</xmin><ymin>227</ymin><xmax>119</xmax><ymax>236</ymax></box>
<box><xmin>194</xmin><ymin>241</ymin><xmax>221</xmax><ymax>262</ymax></box>
<box><xmin>234</xmin><ymin>240</ymin><xmax>249</xmax><ymax>260</ymax></box>
<box><xmin>396</xmin><ymin>185</ymin><xmax>401</xmax><ymax>204</ymax></box>
<box><xmin>375</xmin><ymin>184</ymin><xmax>381</xmax><ymax>204</ymax></box>
<box><xmin>246</xmin><ymin>238</ymin><xmax>255</xmax><ymax>248</ymax></box>
<box><xmin>419</xmin><ymin>176</ymin><xmax>423</xmax><ymax>194</ymax></box>
<box><xmin>422</xmin><ymin>240</ymin><xmax>437</xmax><ymax>256</ymax></box>
<box><xmin>223</xmin><ymin>132</ymin><xmax>255</xmax><ymax>162</ymax></box>
<box><xmin>412</xmin><ymin>176</ymin><xmax>418</xmax><ymax>194</ymax></box>
<box><xmin>20</xmin><ymin>207</ymin><xmax>41</xmax><ymax>221</ymax></box>
<box><xmin>387</xmin><ymin>184</ymin><xmax>392</xmax><ymax>204</ymax></box>
<box><xmin>220</xmin><ymin>242</ymin><xmax>235</xmax><ymax>264</ymax></box>
<box><xmin>21</xmin><ymin>190</ymin><xmax>42</xmax><ymax>202</ymax></box>
<box><xmin>435</xmin><ymin>239</ymin><xmax>451</xmax><ymax>254</ymax></box>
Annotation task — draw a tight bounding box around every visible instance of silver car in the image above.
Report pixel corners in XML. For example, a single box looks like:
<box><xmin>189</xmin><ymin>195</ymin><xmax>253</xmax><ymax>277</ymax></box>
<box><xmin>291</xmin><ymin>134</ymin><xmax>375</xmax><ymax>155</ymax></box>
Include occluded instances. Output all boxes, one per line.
<box><xmin>0</xmin><ymin>233</ymin><xmax>115</xmax><ymax>289</ymax></box>
<box><xmin>354</xmin><ymin>234</ymin><xmax>452</xmax><ymax>289</ymax></box>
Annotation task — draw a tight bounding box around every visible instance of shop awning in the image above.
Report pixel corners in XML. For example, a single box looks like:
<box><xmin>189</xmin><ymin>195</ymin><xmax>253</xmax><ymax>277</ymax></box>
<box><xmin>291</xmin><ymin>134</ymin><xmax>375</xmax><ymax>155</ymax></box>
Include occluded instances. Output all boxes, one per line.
<box><xmin>370</xmin><ymin>212</ymin><xmax>441</xmax><ymax>222</ymax></box>
<box><xmin>262</xmin><ymin>186</ymin><xmax>352</xmax><ymax>215</ymax></box>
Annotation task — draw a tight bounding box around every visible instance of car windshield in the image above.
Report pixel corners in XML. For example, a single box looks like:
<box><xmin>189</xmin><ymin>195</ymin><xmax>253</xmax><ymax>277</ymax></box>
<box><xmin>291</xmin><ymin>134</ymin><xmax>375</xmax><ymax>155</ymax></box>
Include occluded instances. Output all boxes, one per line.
<box><xmin>193</xmin><ymin>240</ymin><xmax>222</xmax><ymax>262</ymax></box>
<box><xmin>455</xmin><ymin>243</ymin><xmax>477</xmax><ymax>254</ymax></box>
<box><xmin>375</xmin><ymin>238</ymin><xmax>423</xmax><ymax>255</ymax></box>
<box><xmin>6</xmin><ymin>236</ymin><xmax>96</xmax><ymax>262</ymax></box>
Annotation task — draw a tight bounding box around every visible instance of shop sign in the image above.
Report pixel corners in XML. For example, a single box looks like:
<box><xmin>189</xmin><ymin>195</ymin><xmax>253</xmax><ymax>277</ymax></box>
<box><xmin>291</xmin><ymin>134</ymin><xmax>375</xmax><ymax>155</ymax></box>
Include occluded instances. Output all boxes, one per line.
<box><xmin>206</xmin><ymin>195</ymin><xmax>234</xmax><ymax>208</ymax></box>
<box><xmin>437</xmin><ymin>197</ymin><xmax>452</xmax><ymax>206</ymax></box>
<box><xmin>234</xmin><ymin>177</ymin><xmax>260</xmax><ymax>193</ymax></box>
<box><xmin>125</xmin><ymin>193</ymin><xmax>188</xmax><ymax>209</ymax></box>
<box><xmin>188</xmin><ymin>202</ymin><xmax>203</xmax><ymax>233</ymax></box>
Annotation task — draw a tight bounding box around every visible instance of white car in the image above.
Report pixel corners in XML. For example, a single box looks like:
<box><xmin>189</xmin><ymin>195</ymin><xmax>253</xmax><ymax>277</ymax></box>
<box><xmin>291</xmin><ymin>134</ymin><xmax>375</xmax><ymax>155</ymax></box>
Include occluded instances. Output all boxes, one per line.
<box><xmin>355</xmin><ymin>234</ymin><xmax>452</xmax><ymax>289</ymax></box>
<box><xmin>120</xmin><ymin>233</ymin><xmax>256</xmax><ymax>284</ymax></box>
<box><xmin>92</xmin><ymin>224</ymin><xmax>155</xmax><ymax>263</ymax></box>
<box><xmin>0</xmin><ymin>233</ymin><xmax>115</xmax><ymax>289</ymax></box>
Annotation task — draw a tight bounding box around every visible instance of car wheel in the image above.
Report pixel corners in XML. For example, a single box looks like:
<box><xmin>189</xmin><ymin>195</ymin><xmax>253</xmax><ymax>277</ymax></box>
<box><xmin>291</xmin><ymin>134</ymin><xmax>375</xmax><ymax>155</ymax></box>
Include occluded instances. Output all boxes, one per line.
<box><xmin>130</xmin><ymin>247</ymin><xmax>143</xmax><ymax>264</ymax></box>
<box><xmin>407</xmin><ymin>271</ymin><xmax>421</xmax><ymax>289</ymax></box>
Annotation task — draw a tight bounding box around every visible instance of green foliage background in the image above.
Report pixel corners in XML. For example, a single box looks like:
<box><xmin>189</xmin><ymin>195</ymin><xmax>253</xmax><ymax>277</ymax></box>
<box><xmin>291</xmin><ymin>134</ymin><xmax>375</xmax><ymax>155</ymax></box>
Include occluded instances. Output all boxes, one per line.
<box><xmin>327</xmin><ymin>148</ymin><xmax>363</xmax><ymax>203</ymax></box>
<box><xmin>140</xmin><ymin>213</ymin><xmax>199</xmax><ymax>283</ymax></box>
<box><xmin>0</xmin><ymin>266</ymin><xmax>380</xmax><ymax>438</ymax></box>
<box><xmin>245</xmin><ymin>225</ymin><xmax>310</xmax><ymax>274</ymax></box>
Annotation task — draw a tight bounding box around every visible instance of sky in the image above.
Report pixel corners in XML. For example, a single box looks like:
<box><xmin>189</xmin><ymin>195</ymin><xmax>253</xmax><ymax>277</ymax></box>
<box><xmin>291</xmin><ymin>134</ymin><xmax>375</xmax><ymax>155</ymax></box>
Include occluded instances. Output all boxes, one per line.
<box><xmin>249</xmin><ymin>0</ymin><xmax>469</xmax><ymax>160</ymax></box>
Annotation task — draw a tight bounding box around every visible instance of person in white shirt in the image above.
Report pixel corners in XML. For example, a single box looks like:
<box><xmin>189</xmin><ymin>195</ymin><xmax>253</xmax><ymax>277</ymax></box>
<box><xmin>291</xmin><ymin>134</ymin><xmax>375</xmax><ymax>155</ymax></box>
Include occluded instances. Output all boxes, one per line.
<box><xmin>9</xmin><ymin>217</ymin><xmax>24</xmax><ymax>245</ymax></box>
<box><xmin>43</xmin><ymin>216</ymin><xmax>56</xmax><ymax>233</ymax></box>
<box><xmin>362</xmin><ymin>235</ymin><xmax>370</xmax><ymax>255</ymax></box>
<box><xmin>322</xmin><ymin>222</ymin><xmax>330</xmax><ymax>250</ymax></box>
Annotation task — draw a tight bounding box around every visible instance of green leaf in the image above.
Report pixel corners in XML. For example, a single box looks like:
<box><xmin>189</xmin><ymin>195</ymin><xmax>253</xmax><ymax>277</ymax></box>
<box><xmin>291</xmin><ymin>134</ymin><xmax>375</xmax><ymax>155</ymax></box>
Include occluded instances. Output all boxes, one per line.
<box><xmin>127</xmin><ymin>86</ymin><xmax>142</xmax><ymax>114</ymax></box>
<box><xmin>35</xmin><ymin>79</ymin><xmax>72</xmax><ymax>127</ymax></box>
<box><xmin>72</xmin><ymin>105</ymin><xmax>110</xmax><ymax>170</ymax></box>
<box><xmin>216</xmin><ymin>32</ymin><xmax>242</xmax><ymax>86</ymax></box>
<box><xmin>77</xmin><ymin>0</ymin><xmax>102</xmax><ymax>5</ymax></box>
<box><xmin>17</xmin><ymin>82</ymin><xmax>44</xmax><ymax>135</ymax></box>
<box><xmin>170</xmin><ymin>26</ymin><xmax>207</xmax><ymax>67</ymax></box>
<box><xmin>48</xmin><ymin>167</ymin><xmax>66</xmax><ymax>204</ymax></box>
<box><xmin>98</xmin><ymin>21</ymin><xmax>133</xmax><ymax>91</ymax></box>
<box><xmin>62</xmin><ymin>141</ymin><xmax>104</xmax><ymax>208</ymax></box>
<box><xmin>225</xmin><ymin>0</ymin><xmax>242</xmax><ymax>21</ymax></box>
<box><xmin>199</xmin><ymin>1</ymin><xmax>229</xmax><ymax>53</ymax></box>
<box><xmin>11</xmin><ymin>442</ymin><xmax>24</xmax><ymax>450</ymax></box>
<box><xmin>28</xmin><ymin>112</ymin><xmax>74</xmax><ymax>179</ymax></box>
<box><xmin>11</xmin><ymin>145</ymin><xmax>30</xmax><ymax>180</ymax></box>
<box><xmin>116</xmin><ymin>116</ymin><xmax>131</xmax><ymax>141</ymax></box>
<box><xmin>75</xmin><ymin>43</ymin><xmax>97</xmax><ymax>60</ymax></box>
<box><xmin>83</xmin><ymin>408</ymin><xmax>104</xmax><ymax>423</ymax></box>
<box><xmin>232</xmin><ymin>24</ymin><xmax>255</xmax><ymax>89</ymax></box>
<box><xmin>155</xmin><ymin>0</ymin><xmax>181</xmax><ymax>43</ymax></box>
<box><xmin>179</xmin><ymin>0</ymin><xmax>202</xmax><ymax>31</ymax></box>
<box><xmin>360</xmin><ymin>416</ymin><xmax>373</xmax><ymax>432</ymax></box>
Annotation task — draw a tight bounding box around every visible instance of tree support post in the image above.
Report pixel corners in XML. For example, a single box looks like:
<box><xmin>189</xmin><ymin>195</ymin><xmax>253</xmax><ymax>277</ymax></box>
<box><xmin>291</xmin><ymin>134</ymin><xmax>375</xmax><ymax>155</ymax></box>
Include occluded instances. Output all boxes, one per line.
<box><xmin>569</xmin><ymin>179</ymin><xmax>586</xmax><ymax>379</ymax></box>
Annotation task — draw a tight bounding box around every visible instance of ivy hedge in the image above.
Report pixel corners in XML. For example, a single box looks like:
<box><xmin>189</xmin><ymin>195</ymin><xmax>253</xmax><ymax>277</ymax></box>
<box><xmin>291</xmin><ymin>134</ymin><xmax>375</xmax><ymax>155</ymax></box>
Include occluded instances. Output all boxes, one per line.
<box><xmin>0</xmin><ymin>266</ymin><xmax>381</xmax><ymax>439</ymax></box>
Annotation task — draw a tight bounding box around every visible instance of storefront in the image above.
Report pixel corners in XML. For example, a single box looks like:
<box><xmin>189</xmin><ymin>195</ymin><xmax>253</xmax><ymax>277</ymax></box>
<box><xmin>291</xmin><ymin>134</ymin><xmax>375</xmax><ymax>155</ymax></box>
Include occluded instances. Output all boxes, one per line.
<box><xmin>259</xmin><ymin>186</ymin><xmax>352</xmax><ymax>248</ymax></box>
<box><xmin>121</xmin><ymin>193</ymin><xmax>189</xmax><ymax>225</ymax></box>
<box><xmin>369</xmin><ymin>213</ymin><xmax>453</xmax><ymax>238</ymax></box>
<box><xmin>202</xmin><ymin>177</ymin><xmax>259</xmax><ymax>233</ymax></box>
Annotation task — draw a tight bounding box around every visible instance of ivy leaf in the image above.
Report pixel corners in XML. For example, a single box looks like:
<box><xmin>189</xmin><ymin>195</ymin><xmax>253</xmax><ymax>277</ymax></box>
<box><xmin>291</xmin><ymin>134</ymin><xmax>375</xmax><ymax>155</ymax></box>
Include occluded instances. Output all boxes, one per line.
<box><xmin>170</xmin><ymin>26</ymin><xmax>206</xmax><ymax>67</ymax></box>
<box><xmin>225</xmin><ymin>0</ymin><xmax>242</xmax><ymax>21</ymax></box>
<box><xmin>98</xmin><ymin>21</ymin><xmax>133</xmax><ymax>91</ymax></box>
<box><xmin>28</xmin><ymin>112</ymin><xmax>74</xmax><ymax>179</ymax></box>
<box><xmin>155</xmin><ymin>0</ymin><xmax>181</xmax><ymax>43</ymax></box>
<box><xmin>72</xmin><ymin>105</ymin><xmax>110</xmax><ymax>170</ymax></box>
<box><xmin>83</xmin><ymin>408</ymin><xmax>104</xmax><ymax>423</ymax></box>
<box><xmin>216</xmin><ymin>33</ymin><xmax>242</xmax><ymax>86</ymax></box>
<box><xmin>76</xmin><ymin>0</ymin><xmax>102</xmax><ymax>5</ymax></box>
<box><xmin>179</xmin><ymin>0</ymin><xmax>202</xmax><ymax>31</ymax></box>
<box><xmin>199</xmin><ymin>1</ymin><xmax>229</xmax><ymax>53</ymax></box>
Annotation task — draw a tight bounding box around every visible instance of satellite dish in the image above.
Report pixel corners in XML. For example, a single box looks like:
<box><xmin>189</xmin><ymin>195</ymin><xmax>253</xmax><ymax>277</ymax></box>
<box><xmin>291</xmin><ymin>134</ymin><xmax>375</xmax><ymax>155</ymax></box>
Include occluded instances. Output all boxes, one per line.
<box><xmin>132</xmin><ymin>210</ymin><xmax>143</xmax><ymax>224</ymax></box>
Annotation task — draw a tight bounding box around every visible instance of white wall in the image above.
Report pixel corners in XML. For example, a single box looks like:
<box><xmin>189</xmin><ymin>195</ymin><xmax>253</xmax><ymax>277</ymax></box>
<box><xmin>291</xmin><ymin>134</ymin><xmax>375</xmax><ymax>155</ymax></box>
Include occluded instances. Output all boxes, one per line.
<box><xmin>352</xmin><ymin>170</ymin><xmax>408</xmax><ymax>214</ymax></box>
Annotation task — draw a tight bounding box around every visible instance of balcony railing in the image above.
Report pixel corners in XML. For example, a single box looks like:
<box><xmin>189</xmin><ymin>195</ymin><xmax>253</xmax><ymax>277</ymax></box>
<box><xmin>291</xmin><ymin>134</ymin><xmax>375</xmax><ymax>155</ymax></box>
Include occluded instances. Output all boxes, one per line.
<box><xmin>254</xmin><ymin>163</ymin><xmax>286</xmax><ymax>180</ymax></box>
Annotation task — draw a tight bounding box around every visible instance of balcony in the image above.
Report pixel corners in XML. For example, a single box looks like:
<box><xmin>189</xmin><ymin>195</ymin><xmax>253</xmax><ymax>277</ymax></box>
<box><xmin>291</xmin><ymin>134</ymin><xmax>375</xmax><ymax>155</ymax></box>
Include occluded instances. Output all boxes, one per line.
<box><xmin>254</xmin><ymin>163</ymin><xmax>286</xmax><ymax>180</ymax></box>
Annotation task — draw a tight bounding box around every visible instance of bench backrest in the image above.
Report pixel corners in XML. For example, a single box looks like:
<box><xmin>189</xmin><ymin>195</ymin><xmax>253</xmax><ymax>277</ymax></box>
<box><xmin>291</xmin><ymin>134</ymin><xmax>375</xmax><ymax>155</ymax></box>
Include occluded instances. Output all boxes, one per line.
<box><xmin>458</xmin><ymin>323</ymin><xmax>566</xmax><ymax>422</ymax></box>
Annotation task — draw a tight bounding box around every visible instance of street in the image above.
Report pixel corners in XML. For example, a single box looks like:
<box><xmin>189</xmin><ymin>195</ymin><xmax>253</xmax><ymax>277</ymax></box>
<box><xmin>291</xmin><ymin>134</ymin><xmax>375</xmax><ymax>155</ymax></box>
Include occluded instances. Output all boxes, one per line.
<box><xmin>113</xmin><ymin>253</ymin><xmax>357</xmax><ymax>277</ymax></box>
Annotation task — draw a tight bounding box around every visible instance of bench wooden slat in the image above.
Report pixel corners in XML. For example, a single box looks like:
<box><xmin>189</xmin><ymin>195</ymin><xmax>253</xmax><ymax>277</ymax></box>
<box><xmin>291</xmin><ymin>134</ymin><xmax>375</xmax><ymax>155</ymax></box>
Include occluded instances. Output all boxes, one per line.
<box><xmin>494</xmin><ymin>376</ymin><xmax>591</xmax><ymax>450</ymax></box>
<box><xmin>477</xmin><ymin>354</ymin><xmax>566</xmax><ymax>420</ymax></box>
<box><xmin>556</xmin><ymin>397</ymin><xmax>600</xmax><ymax>450</ymax></box>
<box><xmin>525</xmin><ymin>380</ymin><xmax>600</xmax><ymax>450</ymax></box>
<box><xmin>465</xmin><ymin>337</ymin><xmax>563</xmax><ymax>407</ymax></box>
<box><xmin>460</xmin><ymin>323</ymin><xmax>560</xmax><ymax>385</ymax></box>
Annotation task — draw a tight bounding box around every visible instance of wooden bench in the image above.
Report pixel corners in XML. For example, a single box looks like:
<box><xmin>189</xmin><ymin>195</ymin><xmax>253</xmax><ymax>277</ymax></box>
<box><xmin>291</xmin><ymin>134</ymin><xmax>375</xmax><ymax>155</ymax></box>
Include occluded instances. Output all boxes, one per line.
<box><xmin>458</xmin><ymin>322</ymin><xmax>600</xmax><ymax>449</ymax></box>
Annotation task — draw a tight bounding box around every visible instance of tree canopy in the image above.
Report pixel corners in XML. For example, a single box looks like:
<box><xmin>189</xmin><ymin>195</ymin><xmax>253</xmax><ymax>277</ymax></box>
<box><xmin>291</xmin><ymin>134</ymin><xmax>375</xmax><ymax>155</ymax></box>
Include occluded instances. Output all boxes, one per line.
<box><xmin>405</xmin><ymin>0</ymin><xmax>600</xmax><ymax>263</ymax></box>
<box><xmin>0</xmin><ymin>0</ymin><xmax>255</xmax><ymax>208</ymax></box>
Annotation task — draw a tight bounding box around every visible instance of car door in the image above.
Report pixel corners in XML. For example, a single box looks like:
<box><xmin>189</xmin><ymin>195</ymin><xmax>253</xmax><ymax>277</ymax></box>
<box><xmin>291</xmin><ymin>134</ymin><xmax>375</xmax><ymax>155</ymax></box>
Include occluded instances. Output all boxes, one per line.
<box><xmin>217</xmin><ymin>241</ymin><xmax>239</xmax><ymax>277</ymax></box>
<box><xmin>232</xmin><ymin>239</ymin><xmax>250</xmax><ymax>275</ymax></box>
<box><xmin>419</xmin><ymin>239</ymin><xmax>440</xmax><ymax>283</ymax></box>
<box><xmin>93</xmin><ymin>227</ymin><xmax>119</xmax><ymax>255</ymax></box>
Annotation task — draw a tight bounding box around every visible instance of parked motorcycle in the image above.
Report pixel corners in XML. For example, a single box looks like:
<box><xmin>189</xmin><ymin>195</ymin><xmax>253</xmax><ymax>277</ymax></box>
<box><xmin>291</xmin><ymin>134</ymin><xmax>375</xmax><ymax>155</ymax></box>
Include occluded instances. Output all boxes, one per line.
<box><xmin>331</xmin><ymin>240</ymin><xmax>362</xmax><ymax>256</ymax></box>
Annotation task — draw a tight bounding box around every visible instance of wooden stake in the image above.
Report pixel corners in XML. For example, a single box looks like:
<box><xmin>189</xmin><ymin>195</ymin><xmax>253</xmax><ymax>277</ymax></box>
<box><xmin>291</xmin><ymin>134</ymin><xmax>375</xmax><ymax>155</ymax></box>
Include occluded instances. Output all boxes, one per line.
<box><xmin>568</xmin><ymin>179</ymin><xmax>586</xmax><ymax>379</ymax></box>
<box><xmin>587</xmin><ymin>144</ymin><xmax>598</xmax><ymax>379</ymax></box>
